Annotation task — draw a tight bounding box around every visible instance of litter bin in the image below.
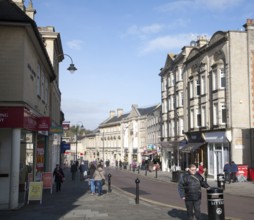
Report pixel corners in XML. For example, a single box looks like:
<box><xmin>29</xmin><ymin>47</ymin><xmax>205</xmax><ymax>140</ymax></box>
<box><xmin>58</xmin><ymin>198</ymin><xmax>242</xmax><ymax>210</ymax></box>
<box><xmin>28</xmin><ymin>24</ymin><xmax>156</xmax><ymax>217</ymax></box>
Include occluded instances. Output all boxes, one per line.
<box><xmin>172</xmin><ymin>171</ymin><xmax>178</xmax><ymax>182</ymax></box>
<box><xmin>171</xmin><ymin>170</ymin><xmax>185</xmax><ymax>182</ymax></box>
<box><xmin>207</xmin><ymin>187</ymin><xmax>225</xmax><ymax>220</ymax></box>
<box><xmin>217</xmin><ymin>173</ymin><xmax>225</xmax><ymax>190</ymax></box>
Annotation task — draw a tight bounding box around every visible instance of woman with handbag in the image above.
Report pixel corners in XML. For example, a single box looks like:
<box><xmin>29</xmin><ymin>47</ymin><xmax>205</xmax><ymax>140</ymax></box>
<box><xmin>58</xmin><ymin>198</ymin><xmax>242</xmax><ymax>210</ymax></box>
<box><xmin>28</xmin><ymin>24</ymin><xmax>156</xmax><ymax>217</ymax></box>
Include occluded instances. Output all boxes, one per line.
<box><xmin>94</xmin><ymin>163</ymin><xmax>105</xmax><ymax>196</ymax></box>
<box><xmin>53</xmin><ymin>164</ymin><xmax>65</xmax><ymax>192</ymax></box>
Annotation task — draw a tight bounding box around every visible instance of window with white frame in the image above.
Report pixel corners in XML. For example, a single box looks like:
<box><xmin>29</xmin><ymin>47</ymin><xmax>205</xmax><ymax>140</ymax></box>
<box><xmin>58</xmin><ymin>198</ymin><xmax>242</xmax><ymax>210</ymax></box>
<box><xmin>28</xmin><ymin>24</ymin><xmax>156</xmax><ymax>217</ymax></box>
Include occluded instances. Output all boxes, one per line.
<box><xmin>178</xmin><ymin>67</ymin><xmax>183</xmax><ymax>81</ymax></box>
<box><xmin>180</xmin><ymin>91</ymin><xmax>183</xmax><ymax>106</ymax></box>
<box><xmin>201</xmin><ymin>106</ymin><xmax>206</xmax><ymax>127</ymax></box>
<box><xmin>171</xmin><ymin>74</ymin><xmax>175</xmax><ymax>87</ymax></box>
<box><xmin>171</xmin><ymin>120</ymin><xmax>175</xmax><ymax>137</ymax></box>
<box><xmin>212</xmin><ymin>69</ymin><xmax>218</xmax><ymax>91</ymax></box>
<box><xmin>36</xmin><ymin>64</ymin><xmax>41</xmax><ymax>96</ymax></box>
<box><xmin>196</xmin><ymin>108</ymin><xmax>201</xmax><ymax>127</ymax></box>
<box><xmin>220</xmin><ymin>68</ymin><xmax>226</xmax><ymax>88</ymax></box>
<box><xmin>201</xmin><ymin>75</ymin><xmax>205</xmax><ymax>95</ymax></box>
<box><xmin>179</xmin><ymin>118</ymin><xmax>183</xmax><ymax>135</ymax></box>
<box><xmin>221</xmin><ymin>104</ymin><xmax>226</xmax><ymax>124</ymax></box>
<box><xmin>168</xmin><ymin>75</ymin><xmax>171</xmax><ymax>88</ymax></box>
<box><xmin>189</xmin><ymin>81</ymin><xmax>194</xmax><ymax>98</ymax></box>
<box><xmin>163</xmin><ymin>100</ymin><xmax>167</xmax><ymax>113</ymax></box>
<box><xmin>196</xmin><ymin>79</ymin><xmax>200</xmax><ymax>96</ymax></box>
<box><xmin>168</xmin><ymin>121</ymin><xmax>171</xmax><ymax>137</ymax></box>
<box><xmin>213</xmin><ymin>103</ymin><xmax>218</xmax><ymax>125</ymax></box>
<box><xmin>162</xmin><ymin>77</ymin><xmax>167</xmax><ymax>91</ymax></box>
<box><xmin>171</xmin><ymin>95</ymin><xmax>174</xmax><ymax>110</ymax></box>
<box><xmin>190</xmin><ymin>109</ymin><xmax>194</xmax><ymax>129</ymax></box>
<box><xmin>168</xmin><ymin>97</ymin><xmax>171</xmax><ymax>111</ymax></box>
<box><xmin>176</xmin><ymin>92</ymin><xmax>179</xmax><ymax>108</ymax></box>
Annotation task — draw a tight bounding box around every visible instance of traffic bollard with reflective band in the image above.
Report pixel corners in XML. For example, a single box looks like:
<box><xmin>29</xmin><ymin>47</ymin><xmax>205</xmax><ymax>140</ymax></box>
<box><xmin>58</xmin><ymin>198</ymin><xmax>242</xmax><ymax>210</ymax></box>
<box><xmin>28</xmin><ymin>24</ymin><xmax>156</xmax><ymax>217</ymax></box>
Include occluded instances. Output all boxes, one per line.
<box><xmin>217</xmin><ymin>173</ymin><xmax>225</xmax><ymax>190</ymax></box>
<box><xmin>207</xmin><ymin>187</ymin><xmax>225</xmax><ymax>220</ymax></box>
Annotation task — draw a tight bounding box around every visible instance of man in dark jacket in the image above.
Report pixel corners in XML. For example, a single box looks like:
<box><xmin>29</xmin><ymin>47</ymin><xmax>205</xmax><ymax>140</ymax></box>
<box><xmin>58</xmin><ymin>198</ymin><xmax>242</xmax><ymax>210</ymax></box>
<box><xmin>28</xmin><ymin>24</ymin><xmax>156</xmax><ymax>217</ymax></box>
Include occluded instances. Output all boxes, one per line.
<box><xmin>223</xmin><ymin>161</ymin><xmax>231</xmax><ymax>184</ymax></box>
<box><xmin>230</xmin><ymin>161</ymin><xmax>238</xmax><ymax>183</ymax></box>
<box><xmin>178</xmin><ymin>164</ymin><xmax>210</xmax><ymax>220</ymax></box>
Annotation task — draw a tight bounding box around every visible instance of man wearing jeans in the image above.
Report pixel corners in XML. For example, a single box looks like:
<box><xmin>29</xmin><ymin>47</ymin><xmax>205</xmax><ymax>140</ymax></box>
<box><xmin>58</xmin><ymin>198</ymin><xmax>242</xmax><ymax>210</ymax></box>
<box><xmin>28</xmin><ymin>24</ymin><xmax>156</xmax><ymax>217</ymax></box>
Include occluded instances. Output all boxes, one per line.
<box><xmin>178</xmin><ymin>164</ymin><xmax>210</xmax><ymax>220</ymax></box>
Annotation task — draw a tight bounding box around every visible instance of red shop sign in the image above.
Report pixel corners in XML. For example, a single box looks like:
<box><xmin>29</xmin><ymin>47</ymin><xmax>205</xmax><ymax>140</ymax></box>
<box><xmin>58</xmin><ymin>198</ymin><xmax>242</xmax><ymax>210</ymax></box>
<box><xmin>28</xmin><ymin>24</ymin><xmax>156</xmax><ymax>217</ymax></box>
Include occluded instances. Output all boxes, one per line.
<box><xmin>0</xmin><ymin>107</ymin><xmax>50</xmax><ymax>131</ymax></box>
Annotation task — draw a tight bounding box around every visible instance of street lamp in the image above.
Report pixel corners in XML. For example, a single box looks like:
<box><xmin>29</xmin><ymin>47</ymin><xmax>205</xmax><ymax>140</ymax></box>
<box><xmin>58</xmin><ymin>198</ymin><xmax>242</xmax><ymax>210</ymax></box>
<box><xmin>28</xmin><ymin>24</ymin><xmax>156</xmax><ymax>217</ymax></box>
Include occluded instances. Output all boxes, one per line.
<box><xmin>75</xmin><ymin>122</ymin><xmax>84</xmax><ymax>161</ymax></box>
<box><xmin>59</xmin><ymin>53</ymin><xmax>77</xmax><ymax>73</ymax></box>
<box><xmin>101</xmin><ymin>132</ymin><xmax>106</xmax><ymax>165</ymax></box>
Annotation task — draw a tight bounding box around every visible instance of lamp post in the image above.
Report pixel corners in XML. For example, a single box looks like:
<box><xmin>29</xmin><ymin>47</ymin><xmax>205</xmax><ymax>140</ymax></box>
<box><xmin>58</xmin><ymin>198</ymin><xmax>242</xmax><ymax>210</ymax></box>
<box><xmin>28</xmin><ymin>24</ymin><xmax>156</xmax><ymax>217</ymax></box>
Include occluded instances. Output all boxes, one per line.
<box><xmin>59</xmin><ymin>53</ymin><xmax>77</xmax><ymax>73</ymax></box>
<box><xmin>75</xmin><ymin>122</ymin><xmax>84</xmax><ymax>161</ymax></box>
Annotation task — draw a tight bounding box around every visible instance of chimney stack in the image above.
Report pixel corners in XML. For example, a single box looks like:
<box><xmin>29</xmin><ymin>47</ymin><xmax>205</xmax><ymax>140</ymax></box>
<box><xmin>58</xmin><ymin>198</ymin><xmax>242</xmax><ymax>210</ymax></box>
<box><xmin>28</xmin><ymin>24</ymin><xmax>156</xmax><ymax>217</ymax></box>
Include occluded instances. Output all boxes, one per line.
<box><xmin>109</xmin><ymin>110</ymin><xmax>115</xmax><ymax>118</ymax></box>
<box><xmin>117</xmin><ymin>108</ymin><xmax>123</xmax><ymax>117</ymax></box>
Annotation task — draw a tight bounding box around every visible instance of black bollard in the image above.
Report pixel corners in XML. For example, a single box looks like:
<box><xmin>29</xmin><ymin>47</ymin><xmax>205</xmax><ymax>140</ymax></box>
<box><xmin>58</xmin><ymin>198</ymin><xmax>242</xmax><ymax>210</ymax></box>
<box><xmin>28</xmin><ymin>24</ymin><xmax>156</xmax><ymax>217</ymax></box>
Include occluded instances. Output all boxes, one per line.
<box><xmin>138</xmin><ymin>165</ymin><xmax>140</xmax><ymax>174</ymax></box>
<box><xmin>108</xmin><ymin>173</ymin><xmax>112</xmax><ymax>193</ymax></box>
<box><xmin>135</xmin><ymin>178</ymin><xmax>140</xmax><ymax>204</ymax></box>
<box><xmin>145</xmin><ymin>165</ymin><xmax>147</xmax><ymax>176</ymax></box>
<box><xmin>155</xmin><ymin>168</ymin><xmax>158</xmax><ymax>178</ymax></box>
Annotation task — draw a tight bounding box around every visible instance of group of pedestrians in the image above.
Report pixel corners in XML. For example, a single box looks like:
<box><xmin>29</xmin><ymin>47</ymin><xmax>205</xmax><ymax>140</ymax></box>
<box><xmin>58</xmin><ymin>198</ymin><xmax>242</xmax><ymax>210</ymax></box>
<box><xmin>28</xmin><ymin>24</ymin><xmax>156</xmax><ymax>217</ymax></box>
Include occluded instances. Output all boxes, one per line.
<box><xmin>87</xmin><ymin>163</ymin><xmax>106</xmax><ymax>196</ymax></box>
<box><xmin>53</xmin><ymin>160</ymin><xmax>106</xmax><ymax>196</ymax></box>
<box><xmin>223</xmin><ymin>161</ymin><xmax>239</xmax><ymax>183</ymax></box>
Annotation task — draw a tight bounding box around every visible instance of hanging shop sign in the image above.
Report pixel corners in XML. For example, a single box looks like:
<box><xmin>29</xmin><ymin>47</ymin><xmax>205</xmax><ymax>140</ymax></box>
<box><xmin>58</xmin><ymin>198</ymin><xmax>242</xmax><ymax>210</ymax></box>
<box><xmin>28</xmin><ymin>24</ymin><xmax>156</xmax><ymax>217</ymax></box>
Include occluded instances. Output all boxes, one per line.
<box><xmin>49</xmin><ymin>126</ymin><xmax>63</xmax><ymax>134</ymax></box>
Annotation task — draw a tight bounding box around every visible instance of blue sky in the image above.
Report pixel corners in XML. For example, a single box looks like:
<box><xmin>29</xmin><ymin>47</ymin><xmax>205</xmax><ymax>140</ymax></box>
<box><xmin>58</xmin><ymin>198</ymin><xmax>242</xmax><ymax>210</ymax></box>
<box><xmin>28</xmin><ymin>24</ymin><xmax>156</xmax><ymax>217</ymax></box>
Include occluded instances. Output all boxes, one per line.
<box><xmin>32</xmin><ymin>0</ymin><xmax>254</xmax><ymax>130</ymax></box>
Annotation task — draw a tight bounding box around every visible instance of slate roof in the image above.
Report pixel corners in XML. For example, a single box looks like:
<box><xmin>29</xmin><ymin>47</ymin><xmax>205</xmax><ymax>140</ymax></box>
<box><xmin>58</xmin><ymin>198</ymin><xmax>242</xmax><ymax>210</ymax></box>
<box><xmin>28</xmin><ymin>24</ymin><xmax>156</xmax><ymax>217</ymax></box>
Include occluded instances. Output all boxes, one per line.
<box><xmin>99</xmin><ymin>104</ymin><xmax>159</xmax><ymax>127</ymax></box>
<box><xmin>137</xmin><ymin>105</ymin><xmax>158</xmax><ymax>116</ymax></box>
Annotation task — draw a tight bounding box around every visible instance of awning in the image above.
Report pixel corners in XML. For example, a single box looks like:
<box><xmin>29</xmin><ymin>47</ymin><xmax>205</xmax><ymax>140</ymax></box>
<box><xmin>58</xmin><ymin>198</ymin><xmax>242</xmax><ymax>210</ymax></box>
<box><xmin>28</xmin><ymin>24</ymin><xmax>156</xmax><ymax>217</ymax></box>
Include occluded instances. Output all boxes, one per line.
<box><xmin>142</xmin><ymin>150</ymin><xmax>157</xmax><ymax>156</ymax></box>
<box><xmin>203</xmin><ymin>132</ymin><xmax>228</xmax><ymax>143</ymax></box>
<box><xmin>179</xmin><ymin>142</ymin><xmax>204</xmax><ymax>153</ymax></box>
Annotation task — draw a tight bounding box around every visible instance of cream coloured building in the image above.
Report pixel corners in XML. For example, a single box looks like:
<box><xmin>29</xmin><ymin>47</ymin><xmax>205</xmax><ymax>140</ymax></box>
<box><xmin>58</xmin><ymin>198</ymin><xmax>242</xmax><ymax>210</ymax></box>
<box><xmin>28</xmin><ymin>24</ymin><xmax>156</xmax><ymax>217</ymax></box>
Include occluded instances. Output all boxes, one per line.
<box><xmin>160</xmin><ymin>19</ymin><xmax>254</xmax><ymax>179</ymax></box>
<box><xmin>0</xmin><ymin>0</ymin><xmax>65</xmax><ymax>209</ymax></box>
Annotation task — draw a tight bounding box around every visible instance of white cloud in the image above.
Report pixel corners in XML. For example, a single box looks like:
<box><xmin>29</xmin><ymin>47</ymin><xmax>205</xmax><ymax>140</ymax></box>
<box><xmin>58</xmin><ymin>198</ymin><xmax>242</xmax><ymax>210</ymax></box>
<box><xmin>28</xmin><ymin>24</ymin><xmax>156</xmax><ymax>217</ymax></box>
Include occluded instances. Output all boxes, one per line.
<box><xmin>140</xmin><ymin>33</ymin><xmax>201</xmax><ymax>54</ymax></box>
<box><xmin>66</xmin><ymin>40</ymin><xmax>83</xmax><ymax>50</ymax></box>
<box><xmin>197</xmin><ymin>0</ymin><xmax>243</xmax><ymax>9</ymax></box>
<box><xmin>125</xmin><ymin>24</ymin><xmax>165</xmax><ymax>38</ymax></box>
<box><xmin>156</xmin><ymin>0</ymin><xmax>243</xmax><ymax>12</ymax></box>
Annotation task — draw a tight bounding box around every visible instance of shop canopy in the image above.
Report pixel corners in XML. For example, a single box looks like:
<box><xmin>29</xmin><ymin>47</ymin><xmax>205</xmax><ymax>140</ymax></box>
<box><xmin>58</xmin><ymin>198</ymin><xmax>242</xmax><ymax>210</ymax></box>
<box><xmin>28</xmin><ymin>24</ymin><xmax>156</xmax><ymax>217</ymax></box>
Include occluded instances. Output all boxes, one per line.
<box><xmin>142</xmin><ymin>150</ymin><xmax>158</xmax><ymax>156</ymax></box>
<box><xmin>179</xmin><ymin>142</ymin><xmax>204</xmax><ymax>153</ymax></box>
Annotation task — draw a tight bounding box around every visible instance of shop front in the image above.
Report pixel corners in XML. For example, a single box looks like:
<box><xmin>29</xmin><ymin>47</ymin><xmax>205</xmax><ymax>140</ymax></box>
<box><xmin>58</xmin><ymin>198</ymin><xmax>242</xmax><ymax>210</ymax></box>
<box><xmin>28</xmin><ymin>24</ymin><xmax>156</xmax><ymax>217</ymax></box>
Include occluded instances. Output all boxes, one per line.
<box><xmin>179</xmin><ymin>133</ymin><xmax>205</xmax><ymax>170</ymax></box>
<box><xmin>0</xmin><ymin>107</ymin><xmax>50</xmax><ymax>209</ymax></box>
<box><xmin>203</xmin><ymin>131</ymin><xmax>230</xmax><ymax>179</ymax></box>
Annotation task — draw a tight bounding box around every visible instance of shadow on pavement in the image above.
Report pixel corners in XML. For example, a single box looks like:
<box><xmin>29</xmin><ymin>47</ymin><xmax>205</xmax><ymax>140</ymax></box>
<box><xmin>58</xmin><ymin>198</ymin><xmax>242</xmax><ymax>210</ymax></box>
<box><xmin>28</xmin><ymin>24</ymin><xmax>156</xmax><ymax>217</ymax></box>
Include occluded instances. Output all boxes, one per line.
<box><xmin>0</xmin><ymin>170</ymin><xmax>91</xmax><ymax>220</ymax></box>
<box><xmin>168</xmin><ymin>208</ymin><xmax>208</xmax><ymax>220</ymax></box>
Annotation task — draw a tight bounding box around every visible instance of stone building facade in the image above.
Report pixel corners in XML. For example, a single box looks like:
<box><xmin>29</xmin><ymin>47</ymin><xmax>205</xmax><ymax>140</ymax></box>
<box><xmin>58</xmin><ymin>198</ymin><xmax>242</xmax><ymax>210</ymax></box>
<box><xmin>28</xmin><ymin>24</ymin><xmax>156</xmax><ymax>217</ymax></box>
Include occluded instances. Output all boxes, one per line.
<box><xmin>0</xmin><ymin>0</ymin><xmax>64</xmax><ymax>209</ymax></box>
<box><xmin>160</xmin><ymin>19</ymin><xmax>254</xmax><ymax>178</ymax></box>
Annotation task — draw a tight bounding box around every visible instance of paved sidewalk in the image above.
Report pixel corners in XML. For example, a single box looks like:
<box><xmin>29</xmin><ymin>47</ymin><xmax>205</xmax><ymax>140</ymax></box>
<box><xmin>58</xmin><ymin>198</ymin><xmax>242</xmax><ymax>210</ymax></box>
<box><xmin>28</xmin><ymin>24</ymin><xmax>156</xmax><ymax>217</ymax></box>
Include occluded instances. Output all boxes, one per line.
<box><xmin>0</xmin><ymin>169</ymin><xmax>186</xmax><ymax>220</ymax></box>
<box><xmin>0</xmin><ymin>167</ymin><xmax>251</xmax><ymax>220</ymax></box>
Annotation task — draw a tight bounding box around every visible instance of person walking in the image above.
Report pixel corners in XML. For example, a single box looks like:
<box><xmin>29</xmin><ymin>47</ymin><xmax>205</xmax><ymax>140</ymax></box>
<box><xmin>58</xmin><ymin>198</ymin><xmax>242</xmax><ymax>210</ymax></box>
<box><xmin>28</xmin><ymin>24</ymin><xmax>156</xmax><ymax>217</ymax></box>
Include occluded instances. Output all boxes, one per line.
<box><xmin>88</xmin><ymin>163</ymin><xmax>97</xmax><ymax>195</ymax></box>
<box><xmin>71</xmin><ymin>162</ymin><xmax>77</xmax><ymax>181</ymax></box>
<box><xmin>231</xmin><ymin>161</ymin><xmax>238</xmax><ymax>183</ymax></box>
<box><xmin>53</xmin><ymin>164</ymin><xmax>65</xmax><ymax>192</ymax></box>
<box><xmin>178</xmin><ymin>164</ymin><xmax>210</xmax><ymax>220</ymax></box>
<box><xmin>223</xmin><ymin>161</ymin><xmax>231</xmax><ymax>184</ymax></box>
<box><xmin>198</xmin><ymin>162</ymin><xmax>206</xmax><ymax>179</ymax></box>
<box><xmin>94</xmin><ymin>164</ymin><xmax>105</xmax><ymax>196</ymax></box>
<box><xmin>79</xmin><ymin>161</ymin><xmax>86</xmax><ymax>181</ymax></box>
